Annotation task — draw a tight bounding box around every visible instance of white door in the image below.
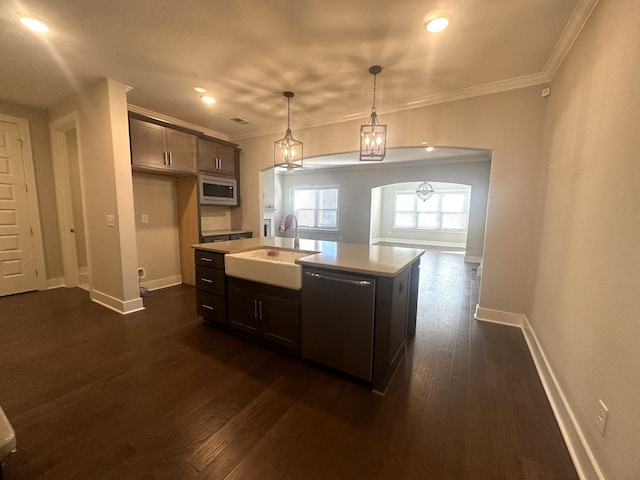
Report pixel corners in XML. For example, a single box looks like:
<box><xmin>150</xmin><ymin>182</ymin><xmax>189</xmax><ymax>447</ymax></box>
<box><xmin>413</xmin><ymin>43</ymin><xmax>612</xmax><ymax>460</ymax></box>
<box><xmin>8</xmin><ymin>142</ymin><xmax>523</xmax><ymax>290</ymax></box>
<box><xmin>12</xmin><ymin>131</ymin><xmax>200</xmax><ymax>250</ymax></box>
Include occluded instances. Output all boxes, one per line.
<box><xmin>0</xmin><ymin>119</ymin><xmax>38</xmax><ymax>295</ymax></box>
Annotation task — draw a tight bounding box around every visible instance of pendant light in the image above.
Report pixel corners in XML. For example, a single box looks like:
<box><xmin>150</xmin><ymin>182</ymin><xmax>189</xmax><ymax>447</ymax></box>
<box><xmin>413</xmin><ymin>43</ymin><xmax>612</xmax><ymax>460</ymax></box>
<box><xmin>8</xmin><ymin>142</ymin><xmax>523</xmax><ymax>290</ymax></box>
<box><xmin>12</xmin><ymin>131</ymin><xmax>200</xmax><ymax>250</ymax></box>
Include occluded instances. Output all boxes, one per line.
<box><xmin>274</xmin><ymin>91</ymin><xmax>303</xmax><ymax>170</ymax></box>
<box><xmin>416</xmin><ymin>181</ymin><xmax>435</xmax><ymax>201</ymax></box>
<box><xmin>360</xmin><ymin>65</ymin><xmax>387</xmax><ymax>161</ymax></box>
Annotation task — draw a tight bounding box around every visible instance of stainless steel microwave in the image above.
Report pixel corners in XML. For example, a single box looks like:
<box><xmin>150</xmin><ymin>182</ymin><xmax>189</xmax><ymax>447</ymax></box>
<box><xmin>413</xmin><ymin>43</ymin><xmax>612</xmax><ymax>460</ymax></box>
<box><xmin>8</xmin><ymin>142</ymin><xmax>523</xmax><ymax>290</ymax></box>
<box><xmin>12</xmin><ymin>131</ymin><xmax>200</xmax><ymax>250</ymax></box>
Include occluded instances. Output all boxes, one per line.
<box><xmin>199</xmin><ymin>174</ymin><xmax>237</xmax><ymax>206</ymax></box>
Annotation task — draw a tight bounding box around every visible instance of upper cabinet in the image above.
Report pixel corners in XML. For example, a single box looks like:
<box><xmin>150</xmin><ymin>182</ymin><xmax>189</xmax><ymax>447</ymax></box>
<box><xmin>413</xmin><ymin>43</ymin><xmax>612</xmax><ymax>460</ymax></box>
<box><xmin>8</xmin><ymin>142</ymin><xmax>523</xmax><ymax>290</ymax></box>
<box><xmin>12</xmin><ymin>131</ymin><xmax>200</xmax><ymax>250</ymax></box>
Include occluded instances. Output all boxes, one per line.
<box><xmin>198</xmin><ymin>138</ymin><xmax>237</xmax><ymax>177</ymax></box>
<box><xmin>129</xmin><ymin>118</ymin><xmax>197</xmax><ymax>175</ymax></box>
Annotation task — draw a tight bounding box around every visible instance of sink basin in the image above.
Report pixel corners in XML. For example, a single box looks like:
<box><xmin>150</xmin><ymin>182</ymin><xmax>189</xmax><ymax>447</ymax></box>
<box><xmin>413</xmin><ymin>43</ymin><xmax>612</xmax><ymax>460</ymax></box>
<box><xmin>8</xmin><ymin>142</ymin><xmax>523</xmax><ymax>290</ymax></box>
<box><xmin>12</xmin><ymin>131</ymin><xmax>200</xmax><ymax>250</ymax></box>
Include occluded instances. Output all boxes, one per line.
<box><xmin>224</xmin><ymin>248</ymin><xmax>310</xmax><ymax>290</ymax></box>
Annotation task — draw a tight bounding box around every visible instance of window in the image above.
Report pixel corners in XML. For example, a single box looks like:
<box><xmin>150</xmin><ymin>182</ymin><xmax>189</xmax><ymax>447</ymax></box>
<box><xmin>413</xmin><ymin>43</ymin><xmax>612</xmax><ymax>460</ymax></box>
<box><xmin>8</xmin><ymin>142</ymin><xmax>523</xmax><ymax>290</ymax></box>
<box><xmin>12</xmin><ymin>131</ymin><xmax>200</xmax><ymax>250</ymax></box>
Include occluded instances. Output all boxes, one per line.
<box><xmin>292</xmin><ymin>186</ymin><xmax>339</xmax><ymax>230</ymax></box>
<box><xmin>394</xmin><ymin>189</ymin><xmax>470</xmax><ymax>231</ymax></box>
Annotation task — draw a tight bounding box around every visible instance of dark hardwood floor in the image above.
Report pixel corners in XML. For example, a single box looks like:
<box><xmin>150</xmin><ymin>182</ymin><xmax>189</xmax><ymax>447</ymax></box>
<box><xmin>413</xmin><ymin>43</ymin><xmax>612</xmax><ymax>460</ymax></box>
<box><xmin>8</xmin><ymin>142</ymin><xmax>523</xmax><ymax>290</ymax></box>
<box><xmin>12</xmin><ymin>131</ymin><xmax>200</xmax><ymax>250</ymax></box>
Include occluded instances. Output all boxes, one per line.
<box><xmin>0</xmin><ymin>250</ymin><xmax>577</xmax><ymax>479</ymax></box>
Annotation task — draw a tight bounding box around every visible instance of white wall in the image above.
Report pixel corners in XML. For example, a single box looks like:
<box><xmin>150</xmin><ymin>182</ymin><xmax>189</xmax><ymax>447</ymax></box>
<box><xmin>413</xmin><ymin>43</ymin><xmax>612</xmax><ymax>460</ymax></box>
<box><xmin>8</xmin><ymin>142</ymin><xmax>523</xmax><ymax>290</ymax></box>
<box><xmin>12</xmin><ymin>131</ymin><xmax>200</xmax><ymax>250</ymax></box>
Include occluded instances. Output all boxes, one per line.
<box><xmin>531</xmin><ymin>1</ymin><xmax>640</xmax><ymax>478</ymax></box>
<box><xmin>50</xmin><ymin>78</ymin><xmax>142</xmax><ymax>313</ymax></box>
<box><xmin>370</xmin><ymin>186</ymin><xmax>382</xmax><ymax>243</ymax></box>
<box><xmin>132</xmin><ymin>172</ymin><xmax>181</xmax><ymax>290</ymax></box>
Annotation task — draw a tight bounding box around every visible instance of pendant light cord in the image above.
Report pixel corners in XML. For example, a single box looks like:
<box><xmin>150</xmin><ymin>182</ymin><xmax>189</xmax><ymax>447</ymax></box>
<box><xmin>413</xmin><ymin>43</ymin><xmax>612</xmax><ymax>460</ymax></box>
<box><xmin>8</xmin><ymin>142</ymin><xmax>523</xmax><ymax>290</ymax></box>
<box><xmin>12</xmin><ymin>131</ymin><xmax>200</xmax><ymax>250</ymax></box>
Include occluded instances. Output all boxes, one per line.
<box><xmin>371</xmin><ymin>73</ymin><xmax>377</xmax><ymax>114</ymax></box>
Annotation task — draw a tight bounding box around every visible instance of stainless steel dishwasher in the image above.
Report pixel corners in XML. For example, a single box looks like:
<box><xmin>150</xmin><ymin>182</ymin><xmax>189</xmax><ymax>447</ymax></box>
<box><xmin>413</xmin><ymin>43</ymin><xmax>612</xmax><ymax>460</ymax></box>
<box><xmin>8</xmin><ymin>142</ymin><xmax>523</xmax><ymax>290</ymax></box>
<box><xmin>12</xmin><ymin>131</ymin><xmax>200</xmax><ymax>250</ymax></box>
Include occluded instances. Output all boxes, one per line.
<box><xmin>302</xmin><ymin>269</ymin><xmax>376</xmax><ymax>381</ymax></box>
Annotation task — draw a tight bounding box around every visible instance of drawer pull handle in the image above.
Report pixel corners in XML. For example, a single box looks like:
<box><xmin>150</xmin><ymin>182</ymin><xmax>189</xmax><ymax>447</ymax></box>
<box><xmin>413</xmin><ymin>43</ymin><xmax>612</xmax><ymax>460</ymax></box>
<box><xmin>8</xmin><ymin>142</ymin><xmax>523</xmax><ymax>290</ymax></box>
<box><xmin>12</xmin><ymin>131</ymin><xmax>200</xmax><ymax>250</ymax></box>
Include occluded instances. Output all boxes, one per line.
<box><xmin>200</xmin><ymin>257</ymin><xmax>213</xmax><ymax>262</ymax></box>
<box><xmin>201</xmin><ymin>278</ymin><xmax>214</xmax><ymax>283</ymax></box>
<box><xmin>202</xmin><ymin>304</ymin><xmax>215</xmax><ymax>310</ymax></box>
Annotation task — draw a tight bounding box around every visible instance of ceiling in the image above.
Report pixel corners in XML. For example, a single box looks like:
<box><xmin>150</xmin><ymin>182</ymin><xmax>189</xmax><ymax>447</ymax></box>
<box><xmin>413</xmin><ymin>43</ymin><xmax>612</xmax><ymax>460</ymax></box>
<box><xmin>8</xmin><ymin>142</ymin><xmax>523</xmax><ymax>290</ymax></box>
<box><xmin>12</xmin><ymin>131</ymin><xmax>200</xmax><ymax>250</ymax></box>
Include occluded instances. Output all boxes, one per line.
<box><xmin>1</xmin><ymin>0</ymin><xmax>591</xmax><ymax>142</ymax></box>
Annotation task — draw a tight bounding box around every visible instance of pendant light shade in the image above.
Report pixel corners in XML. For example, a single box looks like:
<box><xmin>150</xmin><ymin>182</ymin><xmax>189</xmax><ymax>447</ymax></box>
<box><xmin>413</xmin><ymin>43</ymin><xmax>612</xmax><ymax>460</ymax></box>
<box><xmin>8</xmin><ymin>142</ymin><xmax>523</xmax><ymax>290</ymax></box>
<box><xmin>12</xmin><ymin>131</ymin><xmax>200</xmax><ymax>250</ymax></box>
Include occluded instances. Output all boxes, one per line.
<box><xmin>274</xmin><ymin>91</ymin><xmax>303</xmax><ymax>170</ymax></box>
<box><xmin>360</xmin><ymin>65</ymin><xmax>387</xmax><ymax>161</ymax></box>
<box><xmin>416</xmin><ymin>181</ymin><xmax>435</xmax><ymax>201</ymax></box>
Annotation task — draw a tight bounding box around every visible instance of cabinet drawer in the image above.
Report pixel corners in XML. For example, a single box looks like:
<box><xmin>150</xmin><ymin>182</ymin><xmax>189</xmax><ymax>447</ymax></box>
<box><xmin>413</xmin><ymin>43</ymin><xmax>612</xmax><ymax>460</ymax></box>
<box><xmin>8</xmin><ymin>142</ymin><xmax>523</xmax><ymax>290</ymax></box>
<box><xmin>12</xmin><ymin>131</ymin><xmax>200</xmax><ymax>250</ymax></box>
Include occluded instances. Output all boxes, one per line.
<box><xmin>195</xmin><ymin>250</ymin><xmax>225</xmax><ymax>269</ymax></box>
<box><xmin>196</xmin><ymin>266</ymin><xmax>225</xmax><ymax>295</ymax></box>
<box><xmin>196</xmin><ymin>291</ymin><xmax>226</xmax><ymax>325</ymax></box>
<box><xmin>229</xmin><ymin>232</ymin><xmax>253</xmax><ymax>240</ymax></box>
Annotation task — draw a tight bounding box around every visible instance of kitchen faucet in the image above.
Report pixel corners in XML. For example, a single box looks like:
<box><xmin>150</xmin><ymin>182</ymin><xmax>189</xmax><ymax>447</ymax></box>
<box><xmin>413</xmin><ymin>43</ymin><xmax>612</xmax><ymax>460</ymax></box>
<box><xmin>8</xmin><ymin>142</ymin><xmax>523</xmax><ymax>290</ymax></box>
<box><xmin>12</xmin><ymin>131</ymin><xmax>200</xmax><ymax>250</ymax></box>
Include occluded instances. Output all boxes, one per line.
<box><xmin>279</xmin><ymin>212</ymin><xmax>299</xmax><ymax>248</ymax></box>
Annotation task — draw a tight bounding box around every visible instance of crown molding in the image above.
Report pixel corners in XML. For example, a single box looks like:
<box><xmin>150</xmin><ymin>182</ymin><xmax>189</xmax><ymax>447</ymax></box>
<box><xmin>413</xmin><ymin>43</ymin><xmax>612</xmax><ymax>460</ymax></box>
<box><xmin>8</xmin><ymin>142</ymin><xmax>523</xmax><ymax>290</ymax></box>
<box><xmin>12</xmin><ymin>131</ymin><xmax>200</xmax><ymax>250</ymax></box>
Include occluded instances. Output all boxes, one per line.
<box><xmin>127</xmin><ymin>104</ymin><xmax>229</xmax><ymax>141</ymax></box>
<box><xmin>543</xmin><ymin>0</ymin><xmax>600</xmax><ymax>79</ymax></box>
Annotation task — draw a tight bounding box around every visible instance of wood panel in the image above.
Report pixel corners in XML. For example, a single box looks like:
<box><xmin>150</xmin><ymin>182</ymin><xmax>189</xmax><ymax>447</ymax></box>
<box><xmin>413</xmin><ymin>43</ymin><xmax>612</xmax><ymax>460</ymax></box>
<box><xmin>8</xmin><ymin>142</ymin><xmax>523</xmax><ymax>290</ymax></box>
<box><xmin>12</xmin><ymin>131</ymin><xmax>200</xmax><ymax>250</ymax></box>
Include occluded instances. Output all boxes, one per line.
<box><xmin>176</xmin><ymin>175</ymin><xmax>199</xmax><ymax>286</ymax></box>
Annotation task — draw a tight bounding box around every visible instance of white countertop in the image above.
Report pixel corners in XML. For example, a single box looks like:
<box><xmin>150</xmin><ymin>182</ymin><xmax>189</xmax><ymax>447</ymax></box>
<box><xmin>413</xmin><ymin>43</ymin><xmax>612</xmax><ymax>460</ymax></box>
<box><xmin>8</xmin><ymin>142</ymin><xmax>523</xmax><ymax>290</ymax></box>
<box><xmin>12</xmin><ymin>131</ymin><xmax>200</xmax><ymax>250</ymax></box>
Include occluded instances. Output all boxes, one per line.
<box><xmin>193</xmin><ymin>237</ymin><xmax>424</xmax><ymax>277</ymax></box>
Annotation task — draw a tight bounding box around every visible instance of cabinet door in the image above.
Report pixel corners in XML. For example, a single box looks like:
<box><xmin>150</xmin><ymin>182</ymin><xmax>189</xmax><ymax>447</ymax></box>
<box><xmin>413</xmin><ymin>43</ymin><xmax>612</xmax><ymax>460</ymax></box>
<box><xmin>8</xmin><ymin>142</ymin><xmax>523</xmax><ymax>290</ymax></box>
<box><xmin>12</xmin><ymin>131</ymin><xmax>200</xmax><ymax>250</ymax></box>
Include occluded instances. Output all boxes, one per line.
<box><xmin>129</xmin><ymin>119</ymin><xmax>166</xmax><ymax>169</ymax></box>
<box><xmin>261</xmin><ymin>294</ymin><xmax>300</xmax><ymax>351</ymax></box>
<box><xmin>197</xmin><ymin>138</ymin><xmax>218</xmax><ymax>172</ymax></box>
<box><xmin>216</xmin><ymin>143</ymin><xmax>236</xmax><ymax>177</ymax></box>
<box><xmin>227</xmin><ymin>286</ymin><xmax>260</xmax><ymax>335</ymax></box>
<box><xmin>165</xmin><ymin>129</ymin><xmax>196</xmax><ymax>173</ymax></box>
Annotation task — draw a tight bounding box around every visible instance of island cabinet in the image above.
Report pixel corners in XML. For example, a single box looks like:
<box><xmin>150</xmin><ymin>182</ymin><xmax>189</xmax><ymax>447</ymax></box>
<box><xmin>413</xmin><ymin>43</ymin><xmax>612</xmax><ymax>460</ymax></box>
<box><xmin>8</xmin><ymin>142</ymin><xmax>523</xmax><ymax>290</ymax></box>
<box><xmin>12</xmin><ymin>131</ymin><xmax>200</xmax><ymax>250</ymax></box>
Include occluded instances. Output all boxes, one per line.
<box><xmin>194</xmin><ymin>250</ymin><xmax>227</xmax><ymax>326</ymax></box>
<box><xmin>197</xmin><ymin>137</ymin><xmax>237</xmax><ymax>177</ymax></box>
<box><xmin>226</xmin><ymin>277</ymin><xmax>301</xmax><ymax>352</ymax></box>
<box><xmin>371</xmin><ymin>266</ymin><xmax>412</xmax><ymax>392</ymax></box>
<box><xmin>129</xmin><ymin>117</ymin><xmax>197</xmax><ymax>174</ymax></box>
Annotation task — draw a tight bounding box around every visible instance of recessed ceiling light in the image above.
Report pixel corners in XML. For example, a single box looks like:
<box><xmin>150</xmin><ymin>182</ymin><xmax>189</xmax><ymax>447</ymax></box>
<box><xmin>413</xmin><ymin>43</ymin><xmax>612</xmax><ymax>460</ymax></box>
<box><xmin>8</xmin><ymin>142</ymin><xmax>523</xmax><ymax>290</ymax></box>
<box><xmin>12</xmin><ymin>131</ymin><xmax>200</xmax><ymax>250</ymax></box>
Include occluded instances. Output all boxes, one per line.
<box><xmin>426</xmin><ymin>146</ymin><xmax>435</xmax><ymax>152</ymax></box>
<box><xmin>423</xmin><ymin>12</ymin><xmax>451</xmax><ymax>33</ymax></box>
<box><xmin>200</xmin><ymin>95</ymin><xmax>215</xmax><ymax>104</ymax></box>
<box><xmin>20</xmin><ymin>17</ymin><xmax>49</xmax><ymax>33</ymax></box>
<box><xmin>194</xmin><ymin>87</ymin><xmax>207</xmax><ymax>93</ymax></box>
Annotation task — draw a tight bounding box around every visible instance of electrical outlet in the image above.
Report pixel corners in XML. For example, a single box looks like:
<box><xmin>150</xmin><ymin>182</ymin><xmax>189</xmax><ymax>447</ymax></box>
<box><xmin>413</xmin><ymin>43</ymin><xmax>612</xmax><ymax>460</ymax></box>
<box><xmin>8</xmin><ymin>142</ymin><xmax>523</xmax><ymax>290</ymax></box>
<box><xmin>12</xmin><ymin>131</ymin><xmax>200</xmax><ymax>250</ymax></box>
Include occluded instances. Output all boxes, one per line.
<box><xmin>596</xmin><ymin>398</ymin><xmax>609</xmax><ymax>436</ymax></box>
<box><xmin>142</xmin><ymin>214</ymin><xmax>149</xmax><ymax>224</ymax></box>
<box><xmin>106</xmin><ymin>214</ymin><xmax>115</xmax><ymax>227</ymax></box>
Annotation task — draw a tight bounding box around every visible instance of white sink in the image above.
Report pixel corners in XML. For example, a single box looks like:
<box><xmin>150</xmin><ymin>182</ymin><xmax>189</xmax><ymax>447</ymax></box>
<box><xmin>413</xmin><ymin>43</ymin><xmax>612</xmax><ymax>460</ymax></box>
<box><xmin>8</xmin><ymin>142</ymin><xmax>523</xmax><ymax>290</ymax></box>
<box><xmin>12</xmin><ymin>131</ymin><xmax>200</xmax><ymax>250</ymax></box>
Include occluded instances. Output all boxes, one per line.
<box><xmin>224</xmin><ymin>248</ymin><xmax>310</xmax><ymax>290</ymax></box>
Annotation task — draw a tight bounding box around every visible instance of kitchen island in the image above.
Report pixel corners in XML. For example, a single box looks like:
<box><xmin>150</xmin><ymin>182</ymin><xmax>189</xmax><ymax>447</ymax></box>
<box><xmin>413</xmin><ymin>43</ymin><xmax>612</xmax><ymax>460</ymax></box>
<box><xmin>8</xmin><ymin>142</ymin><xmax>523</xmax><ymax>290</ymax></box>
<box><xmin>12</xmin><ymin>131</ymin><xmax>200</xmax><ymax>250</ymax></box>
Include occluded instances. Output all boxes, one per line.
<box><xmin>192</xmin><ymin>237</ymin><xmax>423</xmax><ymax>393</ymax></box>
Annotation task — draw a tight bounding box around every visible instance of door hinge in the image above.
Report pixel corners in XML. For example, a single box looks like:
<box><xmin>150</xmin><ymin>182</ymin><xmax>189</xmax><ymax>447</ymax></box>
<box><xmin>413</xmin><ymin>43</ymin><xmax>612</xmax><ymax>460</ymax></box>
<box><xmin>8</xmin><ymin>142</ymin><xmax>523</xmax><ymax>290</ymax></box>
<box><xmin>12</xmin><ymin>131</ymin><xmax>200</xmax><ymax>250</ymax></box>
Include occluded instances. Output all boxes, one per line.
<box><xmin>31</xmin><ymin>227</ymin><xmax>34</xmax><ymax>235</ymax></box>
<box><xmin>25</xmin><ymin>184</ymin><xmax>28</xmax><ymax>192</ymax></box>
<box><xmin>35</xmin><ymin>269</ymin><xmax>38</xmax><ymax>277</ymax></box>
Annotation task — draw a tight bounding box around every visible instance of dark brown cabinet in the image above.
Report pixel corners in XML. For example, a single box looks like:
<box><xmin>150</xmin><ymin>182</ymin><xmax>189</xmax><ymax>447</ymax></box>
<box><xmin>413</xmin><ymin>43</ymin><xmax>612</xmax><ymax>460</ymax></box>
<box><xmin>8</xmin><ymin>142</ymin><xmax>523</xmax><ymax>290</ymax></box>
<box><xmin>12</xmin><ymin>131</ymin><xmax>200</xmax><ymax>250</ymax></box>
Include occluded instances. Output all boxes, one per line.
<box><xmin>129</xmin><ymin>118</ymin><xmax>196</xmax><ymax>174</ymax></box>
<box><xmin>227</xmin><ymin>277</ymin><xmax>301</xmax><ymax>352</ymax></box>
<box><xmin>198</xmin><ymin>138</ymin><xmax>237</xmax><ymax>177</ymax></box>
<box><xmin>201</xmin><ymin>232</ymin><xmax>252</xmax><ymax>243</ymax></box>
<box><xmin>194</xmin><ymin>250</ymin><xmax>227</xmax><ymax>325</ymax></box>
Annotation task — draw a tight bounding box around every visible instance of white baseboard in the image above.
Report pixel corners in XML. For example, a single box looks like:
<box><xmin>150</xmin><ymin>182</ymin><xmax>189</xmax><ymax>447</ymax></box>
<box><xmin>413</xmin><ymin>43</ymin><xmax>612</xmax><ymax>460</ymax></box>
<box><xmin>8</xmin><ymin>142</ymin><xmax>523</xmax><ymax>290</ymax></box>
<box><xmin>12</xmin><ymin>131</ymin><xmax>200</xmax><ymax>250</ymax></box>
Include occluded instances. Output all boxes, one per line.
<box><xmin>474</xmin><ymin>305</ymin><xmax>524</xmax><ymax>327</ymax></box>
<box><xmin>376</xmin><ymin>237</ymin><xmax>466</xmax><ymax>248</ymax></box>
<box><xmin>475</xmin><ymin>306</ymin><xmax>602</xmax><ymax>480</ymax></box>
<box><xmin>141</xmin><ymin>275</ymin><xmax>183</xmax><ymax>291</ymax></box>
<box><xmin>46</xmin><ymin>277</ymin><xmax>65</xmax><ymax>289</ymax></box>
<box><xmin>90</xmin><ymin>289</ymin><xmax>145</xmax><ymax>315</ymax></box>
<box><xmin>463</xmin><ymin>255</ymin><xmax>482</xmax><ymax>264</ymax></box>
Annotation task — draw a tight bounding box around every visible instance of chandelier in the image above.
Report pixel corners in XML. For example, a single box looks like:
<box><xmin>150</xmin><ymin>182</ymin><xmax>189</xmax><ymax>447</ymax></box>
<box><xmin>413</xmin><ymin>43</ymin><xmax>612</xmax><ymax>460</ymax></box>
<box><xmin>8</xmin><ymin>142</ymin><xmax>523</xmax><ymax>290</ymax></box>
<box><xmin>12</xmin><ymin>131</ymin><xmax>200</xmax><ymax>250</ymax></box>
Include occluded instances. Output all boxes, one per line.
<box><xmin>274</xmin><ymin>91</ymin><xmax>303</xmax><ymax>170</ymax></box>
<box><xmin>416</xmin><ymin>181</ymin><xmax>435</xmax><ymax>201</ymax></box>
<box><xmin>359</xmin><ymin>65</ymin><xmax>387</xmax><ymax>161</ymax></box>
